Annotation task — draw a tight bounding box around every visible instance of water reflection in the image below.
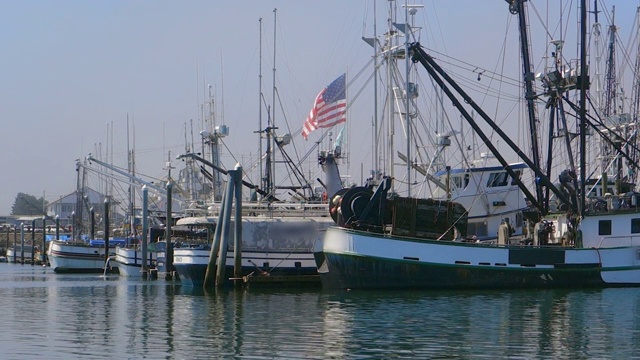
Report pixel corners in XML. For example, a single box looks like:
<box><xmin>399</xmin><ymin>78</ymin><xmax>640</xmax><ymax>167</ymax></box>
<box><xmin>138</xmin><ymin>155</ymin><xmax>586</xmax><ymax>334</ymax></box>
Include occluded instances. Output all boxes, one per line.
<box><xmin>0</xmin><ymin>264</ymin><xmax>639</xmax><ymax>359</ymax></box>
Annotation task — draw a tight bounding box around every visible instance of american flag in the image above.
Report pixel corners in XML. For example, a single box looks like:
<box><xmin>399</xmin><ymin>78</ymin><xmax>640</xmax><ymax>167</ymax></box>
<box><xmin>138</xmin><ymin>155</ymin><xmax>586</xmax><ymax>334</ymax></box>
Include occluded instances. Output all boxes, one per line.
<box><xmin>302</xmin><ymin>73</ymin><xmax>346</xmax><ymax>140</ymax></box>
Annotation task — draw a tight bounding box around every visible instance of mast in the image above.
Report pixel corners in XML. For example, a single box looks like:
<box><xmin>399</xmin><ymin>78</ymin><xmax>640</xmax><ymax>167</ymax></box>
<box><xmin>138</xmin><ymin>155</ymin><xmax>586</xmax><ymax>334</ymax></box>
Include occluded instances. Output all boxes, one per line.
<box><xmin>509</xmin><ymin>0</ymin><xmax>543</xmax><ymax>208</ymax></box>
<box><xmin>628</xmin><ymin>7</ymin><xmax>640</xmax><ymax>185</ymax></box>
<box><xmin>404</xmin><ymin>0</ymin><xmax>411</xmax><ymax>196</ymax></box>
<box><xmin>374</xmin><ymin>1</ymin><xmax>379</xmax><ymax>183</ymax></box>
<box><xmin>591</xmin><ymin>0</ymin><xmax>602</xmax><ymax>115</ymax></box>
<box><xmin>258</xmin><ymin>17</ymin><xmax>263</xmax><ymax>199</ymax></box>
<box><xmin>579</xmin><ymin>0</ymin><xmax>588</xmax><ymax>216</ymax></box>
<box><xmin>127</xmin><ymin>114</ymin><xmax>136</xmax><ymax>236</ymax></box>
<box><xmin>261</xmin><ymin>9</ymin><xmax>278</xmax><ymax>198</ymax></box>
<box><xmin>74</xmin><ymin>159</ymin><xmax>84</xmax><ymax>240</ymax></box>
<box><xmin>603</xmin><ymin>7</ymin><xmax>617</xmax><ymax>120</ymax></box>
<box><xmin>270</xmin><ymin>8</ymin><xmax>277</xmax><ymax>196</ymax></box>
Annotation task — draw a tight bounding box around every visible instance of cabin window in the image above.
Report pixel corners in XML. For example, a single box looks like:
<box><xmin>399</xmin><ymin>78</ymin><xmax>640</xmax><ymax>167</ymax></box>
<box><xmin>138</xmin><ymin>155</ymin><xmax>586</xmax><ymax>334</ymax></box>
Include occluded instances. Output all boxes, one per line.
<box><xmin>632</xmin><ymin>219</ymin><xmax>640</xmax><ymax>234</ymax></box>
<box><xmin>516</xmin><ymin>212</ymin><xmax>523</xmax><ymax>228</ymax></box>
<box><xmin>452</xmin><ymin>176</ymin><xmax>462</xmax><ymax>189</ymax></box>
<box><xmin>487</xmin><ymin>172</ymin><xmax>509</xmax><ymax>187</ymax></box>
<box><xmin>598</xmin><ymin>220</ymin><xmax>612</xmax><ymax>236</ymax></box>
<box><xmin>467</xmin><ymin>221</ymin><xmax>488</xmax><ymax>237</ymax></box>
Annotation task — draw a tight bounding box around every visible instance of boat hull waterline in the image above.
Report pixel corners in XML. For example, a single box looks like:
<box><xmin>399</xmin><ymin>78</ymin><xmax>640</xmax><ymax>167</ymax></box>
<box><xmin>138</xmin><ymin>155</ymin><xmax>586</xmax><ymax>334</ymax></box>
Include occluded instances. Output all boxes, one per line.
<box><xmin>47</xmin><ymin>241</ymin><xmax>118</xmax><ymax>273</ymax></box>
<box><xmin>316</xmin><ymin>227</ymin><xmax>640</xmax><ymax>290</ymax></box>
<box><xmin>114</xmin><ymin>247</ymin><xmax>164</xmax><ymax>277</ymax></box>
<box><xmin>174</xmin><ymin>248</ymin><xmax>318</xmax><ymax>287</ymax></box>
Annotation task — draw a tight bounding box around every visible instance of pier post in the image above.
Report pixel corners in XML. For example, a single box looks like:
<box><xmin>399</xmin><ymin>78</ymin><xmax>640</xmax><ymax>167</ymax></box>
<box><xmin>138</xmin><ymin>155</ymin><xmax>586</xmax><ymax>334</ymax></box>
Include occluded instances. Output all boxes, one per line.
<box><xmin>104</xmin><ymin>198</ymin><xmax>110</xmax><ymax>266</ymax></box>
<box><xmin>41</xmin><ymin>217</ymin><xmax>46</xmax><ymax>264</ymax></box>
<box><xmin>141</xmin><ymin>186</ymin><xmax>148</xmax><ymax>277</ymax></box>
<box><xmin>90</xmin><ymin>207</ymin><xmax>95</xmax><ymax>240</ymax></box>
<box><xmin>55</xmin><ymin>215</ymin><xmax>59</xmax><ymax>240</ymax></box>
<box><xmin>30</xmin><ymin>219</ymin><xmax>35</xmax><ymax>265</ymax></box>
<box><xmin>13</xmin><ymin>226</ymin><xmax>18</xmax><ymax>263</ymax></box>
<box><xmin>215</xmin><ymin>170</ymin><xmax>235</xmax><ymax>287</ymax></box>
<box><xmin>20</xmin><ymin>223</ymin><xmax>24</xmax><ymax>264</ymax></box>
<box><xmin>204</xmin><ymin>178</ymin><xmax>228</xmax><ymax>288</ymax></box>
<box><xmin>233</xmin><ymin>164</ymin><xmax>243</xmax><ymax>285</ymax></box>
<box><xmin>4</xmin><ymin>225</ymin><xmax>8</xmax><ymax>257</ymax></box>
<box><xmin>165</xmin><ymin>181</ymin><xmax>173</xmax><ymax>280</ymax></box>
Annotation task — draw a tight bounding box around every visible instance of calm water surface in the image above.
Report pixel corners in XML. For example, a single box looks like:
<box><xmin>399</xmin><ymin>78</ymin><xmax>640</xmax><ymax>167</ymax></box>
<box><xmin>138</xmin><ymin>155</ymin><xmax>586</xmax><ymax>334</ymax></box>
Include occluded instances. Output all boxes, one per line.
<box><xmin>0</xmin><ymin>263</ymin><xmax>638</xmax><ymax>359</ymax></box>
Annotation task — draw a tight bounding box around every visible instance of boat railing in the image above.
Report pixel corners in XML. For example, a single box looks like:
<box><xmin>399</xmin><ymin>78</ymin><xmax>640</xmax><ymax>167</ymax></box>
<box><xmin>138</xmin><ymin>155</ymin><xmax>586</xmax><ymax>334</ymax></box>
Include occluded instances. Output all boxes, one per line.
<box><xmin>595</xmin><ymin>235</ymin><xmax>640</xmax><ymax>249</ymax></box>
<box><xmin>208</xmin><ymin>201</ymin><xmax>329</xmax><ymax>218</ymax></box>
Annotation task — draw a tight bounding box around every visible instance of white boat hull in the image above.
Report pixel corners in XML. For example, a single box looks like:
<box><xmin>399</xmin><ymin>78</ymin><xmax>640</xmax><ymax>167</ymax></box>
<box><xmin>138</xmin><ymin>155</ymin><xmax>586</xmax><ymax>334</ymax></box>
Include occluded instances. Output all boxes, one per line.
<box><xmin>316</xmin><ymin>226</ymin><xmax>640</xmax><ymax>290</ymax></box>
<box><xmin>47</xmin><ymin>241</ymin><xmax>117</xmax><ymax>273</ymax></box>
<box><xmin>114</xmin><ymin>247</ymin><xmax>164</xmax><ymax>277</ymax></box>
<box><xmin>6</xmin><ymin>247</ymin><xmax>40</xmax><ymax>264</ymax></box>
<box><xmin>173</xmin><ymin>217</ymin><xmax>333</xmax><ymax>286</ymax></box>
<box><xmin>173</xmin><ymin>248</ymin><xmax>318</xmax><ymax>286</ymax></box>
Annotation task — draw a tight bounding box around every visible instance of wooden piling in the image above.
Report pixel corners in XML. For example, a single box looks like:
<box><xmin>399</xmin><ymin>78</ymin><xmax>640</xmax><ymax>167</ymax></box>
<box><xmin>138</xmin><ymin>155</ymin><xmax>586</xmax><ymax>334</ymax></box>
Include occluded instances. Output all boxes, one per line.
<box><xmin>30</xmin><ymin>219</ymin><xmax>35</xmax><ymax>265</ymax></box>
<box><xmin>203</xmin><ymin>181</ymin><xmax>227</xmax><ymax>288</ymax></box>
<box><xmin>165</xmin><ymin>182</ymin><xmax>173</xmax><ymax>280</ymax></box>
<box><xmin>233</xmin><ymin>164</ymin><xmax>243</xmax><ymax>286</ymax></box>
<box><xmin>141</xmin><ymin>186</ymin><xmax>149</xmax><ymax>277</ymax></box>
<box><xmin>20</xmin><ymin>223</ymin><xmax>24</xmax><ymax>264</ymax></box>
<box><xmin>214</xmin><ymin>169</ymin><xmax>236</xmax><ymax>287</ymax></box>
<box><xmin>104</xmin><ymin>199</ymin><xmax>110</xmax><ymax>265</ymax></box>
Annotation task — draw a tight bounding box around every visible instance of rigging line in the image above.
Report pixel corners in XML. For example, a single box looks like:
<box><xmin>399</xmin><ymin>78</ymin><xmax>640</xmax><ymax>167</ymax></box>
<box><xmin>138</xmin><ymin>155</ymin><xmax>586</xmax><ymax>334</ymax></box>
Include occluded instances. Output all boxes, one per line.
<box><xmin>576</xmin><ymin>95</ymin><xmax>640</xmax><ymax>155</ymax></box>
<box><xmin>446</xmin><ymin>72</ymin><xmax>522</xmax><ymax>102</ymax></box>
<box><xmin>528</xmin><ymin>1</ymin><xmax>566</xmax><ymax>59</ymax></box>
<box><xmin>423</xmin><ymin>47</ymin><xmax>522</xmax><ymax>86</ymax></box>
<box><xmin>274</xmin><ymin>86</ymin><xmax>304</xmax><ymax>172</ymax></box>
<box><xmin>82</xmin><ymin>165</ymin><xmax>170</xmax><ymax>199</ymax></box>
<box><xmin>563</xmin><ymin>96</ymin><xmax>640</xmax><ymax>173</ymax></box>
<box><xmin>417</xmin><ymin>53</ymin><xmax>524</xmax><ymax>96</ymax></box>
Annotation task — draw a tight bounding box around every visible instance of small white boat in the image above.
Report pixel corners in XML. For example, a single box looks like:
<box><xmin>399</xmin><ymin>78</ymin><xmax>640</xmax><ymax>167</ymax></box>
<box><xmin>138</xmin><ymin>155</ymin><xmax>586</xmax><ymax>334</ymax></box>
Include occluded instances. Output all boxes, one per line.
<box><xmin>47</xmin><ymin>239</ymin><xmax>125</xmax><ymax>273</ymax></box>
<box><xmin>6</xmin><ymin>245</ymin><xmax>41</xmax><ymax>264</ymax></box>
<box><xmin>114</xmin><ymin>242</ymin><xmax>165</xmax><ymax>277</ymax></box>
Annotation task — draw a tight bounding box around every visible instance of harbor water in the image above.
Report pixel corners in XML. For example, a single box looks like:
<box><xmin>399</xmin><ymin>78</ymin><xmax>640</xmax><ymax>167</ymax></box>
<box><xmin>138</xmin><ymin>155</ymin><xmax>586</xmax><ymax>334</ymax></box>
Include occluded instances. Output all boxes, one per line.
<box><xmin>0</xmin><ymin>263</ymin><xmax>639</xmax><ymax>359</ymax></box>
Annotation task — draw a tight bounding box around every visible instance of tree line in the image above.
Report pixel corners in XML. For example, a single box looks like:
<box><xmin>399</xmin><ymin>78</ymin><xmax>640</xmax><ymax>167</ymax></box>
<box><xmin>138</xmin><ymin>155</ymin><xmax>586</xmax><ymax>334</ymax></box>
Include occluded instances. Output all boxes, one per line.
<box><xmin>11</xmin><ymin>193</ymin><xmax>49</xmax><ymax>216</ymax></box>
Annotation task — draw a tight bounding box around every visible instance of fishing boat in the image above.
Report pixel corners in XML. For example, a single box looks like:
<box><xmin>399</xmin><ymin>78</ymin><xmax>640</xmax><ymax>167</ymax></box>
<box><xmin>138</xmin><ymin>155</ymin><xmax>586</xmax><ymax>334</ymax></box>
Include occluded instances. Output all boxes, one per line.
<box><xmin>114</xmin><ymin>241</ymin><xmax>165</xmax><ymax>277</ymax></box>
<box><xmin>47</xmin><ymin>238</ymin><xmax>126</xmax><ymax>273</ymax></box>
<box><xmin>173</xmin><ymin>206</ymin><xmax>333</xmax><ymax>287</ymax></box>
<box><xmin>315</xmin><ymin>1</ymin><xmax>640</xmax><ymax>290</ymax></box>
<box><xmin>315</xmin><ymin>175</ymin><xmax>640</xmax><ymax>289</ymax></box>
<box><xmin>172</xmin><ymin>15</ymin><xmax>342</xmax><ymax>287</ymax></box>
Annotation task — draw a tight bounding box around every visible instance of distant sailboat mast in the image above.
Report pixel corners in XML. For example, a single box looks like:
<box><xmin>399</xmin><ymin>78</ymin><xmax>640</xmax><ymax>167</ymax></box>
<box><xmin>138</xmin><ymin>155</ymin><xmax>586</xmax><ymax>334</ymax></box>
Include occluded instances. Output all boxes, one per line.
<box><xmin>127</xmin><ymin>114</ymin><xmax>136</xmax><ymax>237</ymax></box>
<box><xmin>270</xmin><ymin>7</ymin><xmax>278</xmax><ymax>197</ymax></box>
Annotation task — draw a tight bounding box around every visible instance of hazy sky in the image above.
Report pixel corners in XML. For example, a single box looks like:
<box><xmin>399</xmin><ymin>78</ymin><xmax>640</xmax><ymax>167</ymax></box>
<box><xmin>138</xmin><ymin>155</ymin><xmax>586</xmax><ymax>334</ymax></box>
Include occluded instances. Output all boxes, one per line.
<box><xmin>0</xmin><ymin>0</ymin><xmax>636</xmax><ymax>214</ymax></box>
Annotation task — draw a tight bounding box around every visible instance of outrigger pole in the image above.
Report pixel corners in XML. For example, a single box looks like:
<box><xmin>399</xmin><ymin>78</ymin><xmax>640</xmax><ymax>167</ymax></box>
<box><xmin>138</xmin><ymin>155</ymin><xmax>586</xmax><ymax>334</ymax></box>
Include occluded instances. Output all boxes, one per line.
<box><xmin>408</xmin><ymin>43</ymin><xmax>574</xmax><ymax>214</ymax></box>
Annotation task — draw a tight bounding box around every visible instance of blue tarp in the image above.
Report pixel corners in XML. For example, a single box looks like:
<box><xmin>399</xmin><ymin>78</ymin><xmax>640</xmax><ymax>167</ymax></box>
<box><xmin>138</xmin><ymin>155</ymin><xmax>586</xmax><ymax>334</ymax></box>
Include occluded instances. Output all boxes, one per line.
<box><xmin>45</xmin><ymin>234</ymin><xmax>88</xmax><ymax>242</ymax></box>
<box><xmin>89</xmin><ymin>238</ymin><xmax>129</xmax><ymax>247</ymax></box>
